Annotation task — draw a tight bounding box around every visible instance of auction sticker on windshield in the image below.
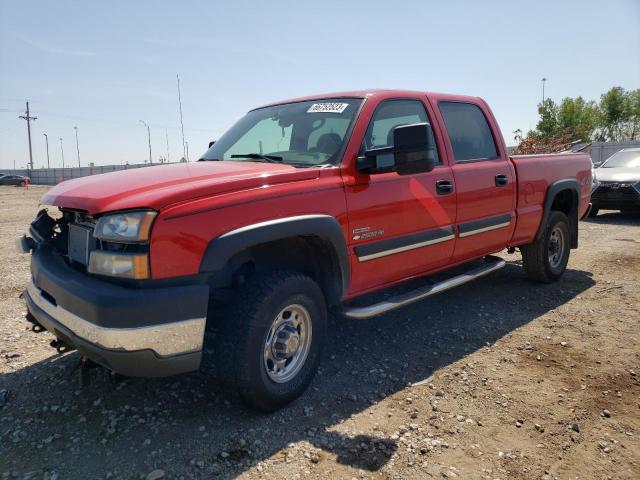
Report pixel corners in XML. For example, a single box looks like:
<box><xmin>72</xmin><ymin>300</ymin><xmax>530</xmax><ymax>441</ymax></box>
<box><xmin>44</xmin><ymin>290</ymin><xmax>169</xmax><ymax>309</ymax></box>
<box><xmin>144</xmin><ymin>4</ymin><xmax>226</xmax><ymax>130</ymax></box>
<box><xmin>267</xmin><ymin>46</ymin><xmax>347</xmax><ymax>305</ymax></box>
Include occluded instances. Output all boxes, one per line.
<box><xmin>307</xmin><ymin>103</ymin><xmax>350</xmax><ymax>114</ymax></box>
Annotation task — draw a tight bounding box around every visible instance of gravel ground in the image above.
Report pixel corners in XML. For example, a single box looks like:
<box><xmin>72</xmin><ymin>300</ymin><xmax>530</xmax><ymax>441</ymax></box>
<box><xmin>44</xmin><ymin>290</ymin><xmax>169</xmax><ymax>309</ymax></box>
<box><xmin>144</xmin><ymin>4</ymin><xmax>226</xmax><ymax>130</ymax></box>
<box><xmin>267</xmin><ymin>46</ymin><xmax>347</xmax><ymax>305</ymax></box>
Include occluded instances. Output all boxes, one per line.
<box><xmin>0</xmin><ymin>185</ymin><xmax>639</xmax><ymax>480</ymax></box>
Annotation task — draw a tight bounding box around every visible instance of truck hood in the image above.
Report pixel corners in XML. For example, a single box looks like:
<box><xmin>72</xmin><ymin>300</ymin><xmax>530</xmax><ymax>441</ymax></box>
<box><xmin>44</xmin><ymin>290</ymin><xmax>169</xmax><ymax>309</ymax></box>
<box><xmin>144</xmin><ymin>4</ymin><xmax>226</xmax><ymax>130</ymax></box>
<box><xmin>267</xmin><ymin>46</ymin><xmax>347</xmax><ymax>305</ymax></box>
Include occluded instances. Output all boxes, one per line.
<box><xmin>595</xmin><ymin>166</ymin><xmax>640</xmax><ymax>183</ymax></box>
<box><xmin>41</xmin><ymin>161</ymin><xmax>320</xmax><ymax>215</ymax></box>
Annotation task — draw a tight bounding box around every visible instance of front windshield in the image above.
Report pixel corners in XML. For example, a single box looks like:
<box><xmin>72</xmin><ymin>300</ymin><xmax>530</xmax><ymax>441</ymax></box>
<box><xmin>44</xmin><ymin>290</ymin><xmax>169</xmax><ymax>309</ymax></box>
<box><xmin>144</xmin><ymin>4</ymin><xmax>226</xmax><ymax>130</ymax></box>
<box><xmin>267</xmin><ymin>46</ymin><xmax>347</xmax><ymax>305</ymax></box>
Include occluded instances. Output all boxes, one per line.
<box><xmin>602</xmin><ymin>150</ymin><xmax>640</xmax><ymax>168</ymax></box>
<box><xmin>200</xmin><ymin>98</ymin><xmax>363</xmax><ymax>167</ymax></box>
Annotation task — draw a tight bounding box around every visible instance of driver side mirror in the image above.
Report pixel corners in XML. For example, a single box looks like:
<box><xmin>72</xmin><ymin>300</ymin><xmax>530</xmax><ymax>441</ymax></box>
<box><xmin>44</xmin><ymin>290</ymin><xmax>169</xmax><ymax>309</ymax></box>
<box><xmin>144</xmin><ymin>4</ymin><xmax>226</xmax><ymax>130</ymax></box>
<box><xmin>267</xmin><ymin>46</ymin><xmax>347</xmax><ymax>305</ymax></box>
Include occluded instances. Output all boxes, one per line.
<box><xmin>357</xmin><ymin>123</ymin><xmax>435</xmax><ymax>175</ymax></box>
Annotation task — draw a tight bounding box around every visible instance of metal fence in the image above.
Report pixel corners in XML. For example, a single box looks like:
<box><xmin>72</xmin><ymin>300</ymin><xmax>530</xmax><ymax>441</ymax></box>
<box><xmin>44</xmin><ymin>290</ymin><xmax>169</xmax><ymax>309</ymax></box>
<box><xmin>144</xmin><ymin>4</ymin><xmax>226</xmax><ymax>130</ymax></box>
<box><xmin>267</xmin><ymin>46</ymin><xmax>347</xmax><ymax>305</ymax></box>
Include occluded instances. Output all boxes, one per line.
<box><xmin>590</xmin><ymin>141</ymin><xmax>640</xmax><ymax>165</ymax></box>
<box><xmin>0</xmin><ymin>162</ymin><xmax>167</xmax><ymax>185</ymax></box>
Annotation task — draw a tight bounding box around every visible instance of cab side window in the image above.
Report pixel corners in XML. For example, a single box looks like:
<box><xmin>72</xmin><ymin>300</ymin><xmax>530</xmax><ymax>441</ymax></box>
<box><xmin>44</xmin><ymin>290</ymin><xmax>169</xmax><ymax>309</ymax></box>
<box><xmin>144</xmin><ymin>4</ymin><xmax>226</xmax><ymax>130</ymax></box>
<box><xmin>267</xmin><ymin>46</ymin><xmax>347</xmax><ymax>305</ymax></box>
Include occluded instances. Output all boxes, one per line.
<box><xmin>361</xmin><ymin>99</ymin><xmax>440</xmax><ymax>164</ymax></box>
<box><xmin>439</xmin><ymin>102</ymin><xmax>498</xmax><ymax>162</ymax></box>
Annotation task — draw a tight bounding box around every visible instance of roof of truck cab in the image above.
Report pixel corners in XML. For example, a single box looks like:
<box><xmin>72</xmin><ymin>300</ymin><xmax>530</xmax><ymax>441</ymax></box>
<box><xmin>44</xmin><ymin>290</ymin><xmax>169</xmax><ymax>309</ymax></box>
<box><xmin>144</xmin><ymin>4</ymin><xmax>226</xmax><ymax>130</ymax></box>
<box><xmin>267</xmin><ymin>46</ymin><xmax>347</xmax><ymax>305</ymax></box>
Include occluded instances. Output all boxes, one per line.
<box><xmin>254</xmin><ymin>89</ymin><xmax>484</xmax><ymax>109</ymax></box>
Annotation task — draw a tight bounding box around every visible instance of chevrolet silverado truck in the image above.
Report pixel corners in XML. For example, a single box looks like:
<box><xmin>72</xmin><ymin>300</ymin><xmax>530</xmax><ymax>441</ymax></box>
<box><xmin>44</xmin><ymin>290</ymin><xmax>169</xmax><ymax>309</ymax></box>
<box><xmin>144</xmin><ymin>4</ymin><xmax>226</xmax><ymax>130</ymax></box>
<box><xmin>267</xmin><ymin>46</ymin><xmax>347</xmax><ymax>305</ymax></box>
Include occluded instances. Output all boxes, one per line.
<box><xmin>18</xmin><ymin>90</ymin><xmax>592</xmax><ymax>411</ymax></box>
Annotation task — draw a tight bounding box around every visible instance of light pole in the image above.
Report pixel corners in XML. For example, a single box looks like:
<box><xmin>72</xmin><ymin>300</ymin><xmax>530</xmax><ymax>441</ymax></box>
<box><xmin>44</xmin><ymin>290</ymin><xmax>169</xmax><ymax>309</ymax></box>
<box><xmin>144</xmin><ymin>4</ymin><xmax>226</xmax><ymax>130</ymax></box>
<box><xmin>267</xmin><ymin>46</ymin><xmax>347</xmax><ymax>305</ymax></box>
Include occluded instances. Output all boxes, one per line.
<box><xmin>541</xmin><ymin>77</ymin><xmax>547</xmax><ymax>104</ymax></box>
<box><xmin>74</xmin><ymin>126</ymin><xmax>81</xmax><ymax>167</ymax></box>
<box><xmin>43</xmin><ymin>133</ymin><xmax>50</xmax><ymax>169</ymax></box>
<box><xmin>139</xmin><ymin>120</ymin><xmax>152</xmax><ymax>164</ymax></box>
<box><xmin>165</xmin><ymin>128</ymin><xmax>170</xmax><ymax>163</ymax></box>
<box><xmin>59</xmin><ymin>138</ymin><xmax>65</xmax><ymax>170</ymax></box>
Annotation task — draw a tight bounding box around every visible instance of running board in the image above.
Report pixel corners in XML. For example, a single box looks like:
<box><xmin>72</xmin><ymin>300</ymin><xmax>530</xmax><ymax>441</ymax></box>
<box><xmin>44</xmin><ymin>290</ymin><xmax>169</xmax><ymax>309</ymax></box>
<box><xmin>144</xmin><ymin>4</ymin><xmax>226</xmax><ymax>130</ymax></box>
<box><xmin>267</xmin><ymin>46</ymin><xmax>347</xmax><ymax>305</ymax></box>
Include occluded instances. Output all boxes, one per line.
<box><xmin>341</xmin><ymin>256</ymin><xmax>506</xmax><ymax>319</ymax></box>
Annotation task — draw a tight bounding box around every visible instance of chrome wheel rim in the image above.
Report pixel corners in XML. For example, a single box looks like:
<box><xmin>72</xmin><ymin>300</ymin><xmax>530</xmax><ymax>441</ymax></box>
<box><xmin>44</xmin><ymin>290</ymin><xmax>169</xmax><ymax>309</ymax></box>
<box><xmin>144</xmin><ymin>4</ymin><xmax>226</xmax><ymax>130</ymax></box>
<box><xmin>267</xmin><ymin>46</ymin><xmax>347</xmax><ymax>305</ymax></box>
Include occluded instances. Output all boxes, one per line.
<box><xmin>263</xmin><ymin>304</ymin><xmax>312</xmax><ymax>383</ymax></box>
<box><xmin>548</xmin><ymin>226</ymin><xmax>566</xmax><ymax>269</ymax></box>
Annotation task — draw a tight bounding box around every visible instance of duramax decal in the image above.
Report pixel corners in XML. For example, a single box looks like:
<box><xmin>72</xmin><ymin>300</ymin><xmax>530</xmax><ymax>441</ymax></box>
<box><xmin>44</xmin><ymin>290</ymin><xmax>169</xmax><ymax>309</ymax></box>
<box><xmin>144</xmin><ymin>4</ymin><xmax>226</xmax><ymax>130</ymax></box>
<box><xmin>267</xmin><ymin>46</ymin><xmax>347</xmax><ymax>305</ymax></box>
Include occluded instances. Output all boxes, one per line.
<box><xmin>352</xmin><ymin>227</ymin><xmax>385</xmax><ymax>241</ymax></box>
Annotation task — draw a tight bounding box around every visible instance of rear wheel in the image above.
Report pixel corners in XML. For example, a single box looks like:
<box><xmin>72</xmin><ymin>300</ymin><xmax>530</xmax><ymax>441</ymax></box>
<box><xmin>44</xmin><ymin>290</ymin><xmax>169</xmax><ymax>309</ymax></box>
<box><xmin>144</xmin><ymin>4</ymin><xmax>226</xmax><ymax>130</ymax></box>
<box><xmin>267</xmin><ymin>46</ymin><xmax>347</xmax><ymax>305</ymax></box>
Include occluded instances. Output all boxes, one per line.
<box><xmin>521</xmin><ymin>211</ymin><xmax>571</xmax><ymax>283</ymax></box>
<box><xmin>214</xmin><ymin>271</ymin><xmax>327</xmax><ymax>411</ymax></box>
<box><xmin>588</xmin><ymin>206</ymin><xmax>599</xmax><ymax>217</ymax></box>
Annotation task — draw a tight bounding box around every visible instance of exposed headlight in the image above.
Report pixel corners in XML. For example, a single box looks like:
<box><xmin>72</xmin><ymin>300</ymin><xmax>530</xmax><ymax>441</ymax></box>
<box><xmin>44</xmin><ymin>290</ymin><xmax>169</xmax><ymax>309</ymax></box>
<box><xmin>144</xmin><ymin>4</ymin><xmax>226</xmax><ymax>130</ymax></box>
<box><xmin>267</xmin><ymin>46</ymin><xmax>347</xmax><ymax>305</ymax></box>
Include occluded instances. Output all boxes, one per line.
<box><xmin>591</xmin><ymin>166</ymin><xmax>600</xmax><ymax>193</ymax></box>
<box><xmin>94</xmin><ymin>211</ymin><xmax>156</xmax><ymax>242</ymax></box>
<box><xmin>88</xmin><ymin>251</ymin><xmax>149</xmax><ymax>279</ymax></box>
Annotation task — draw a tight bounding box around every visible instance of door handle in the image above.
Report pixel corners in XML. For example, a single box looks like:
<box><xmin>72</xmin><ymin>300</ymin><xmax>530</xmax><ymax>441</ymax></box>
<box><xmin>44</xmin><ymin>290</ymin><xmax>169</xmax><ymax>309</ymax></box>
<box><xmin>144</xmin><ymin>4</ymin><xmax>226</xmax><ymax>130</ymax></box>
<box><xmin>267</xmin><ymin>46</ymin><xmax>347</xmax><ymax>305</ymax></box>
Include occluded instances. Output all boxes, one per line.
<box><xmin>436</xmin><ymin>180</ymin><xmax>454</xmax><ymax>195</ymax></box>
<box><xmin>495</xmin><ymin>174</ymin><xmax>508</xmax><ymax>187</ymax></box>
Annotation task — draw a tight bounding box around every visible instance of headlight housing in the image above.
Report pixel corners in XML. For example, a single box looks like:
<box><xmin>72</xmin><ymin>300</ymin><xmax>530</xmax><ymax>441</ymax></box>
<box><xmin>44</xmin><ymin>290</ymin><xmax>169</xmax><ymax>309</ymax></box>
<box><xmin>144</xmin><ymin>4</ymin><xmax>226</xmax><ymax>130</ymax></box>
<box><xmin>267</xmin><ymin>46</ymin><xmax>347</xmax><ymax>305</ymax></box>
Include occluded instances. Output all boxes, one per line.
<box><xmin>94</xmin><ymin>211</ymin><xmax>156</xmax><ymax>242</ymax></box>
<box><xmin>591</xmin><ymin>165</ymin><xmax>600</xmax><ymax>193</ymax></box>
<box><xmin>88</xmin><ymin>251</ymin><xmax>149</xmax><ymax>279</ymax></box>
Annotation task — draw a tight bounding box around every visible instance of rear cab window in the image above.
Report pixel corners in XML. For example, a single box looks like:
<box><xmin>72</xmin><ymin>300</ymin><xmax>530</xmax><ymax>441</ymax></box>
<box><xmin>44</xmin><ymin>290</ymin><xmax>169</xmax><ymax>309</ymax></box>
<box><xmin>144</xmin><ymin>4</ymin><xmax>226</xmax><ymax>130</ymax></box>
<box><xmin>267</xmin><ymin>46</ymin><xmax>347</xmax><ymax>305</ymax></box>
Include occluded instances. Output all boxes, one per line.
<box><xmin>438</xmin><ymin>102</ymin><xmax>498</xmax><ymax>162</ymax></box>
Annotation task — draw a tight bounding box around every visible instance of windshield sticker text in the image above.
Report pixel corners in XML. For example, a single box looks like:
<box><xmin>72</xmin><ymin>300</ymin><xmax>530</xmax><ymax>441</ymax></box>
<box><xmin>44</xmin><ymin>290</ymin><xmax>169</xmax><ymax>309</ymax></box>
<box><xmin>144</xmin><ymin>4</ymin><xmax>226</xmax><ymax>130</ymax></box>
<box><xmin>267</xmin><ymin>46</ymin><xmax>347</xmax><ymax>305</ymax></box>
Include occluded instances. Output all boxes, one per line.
<box><xmin>307</xmin><ymin>103</ymin><xmax>349</xmax><ymax>114</ymax></box>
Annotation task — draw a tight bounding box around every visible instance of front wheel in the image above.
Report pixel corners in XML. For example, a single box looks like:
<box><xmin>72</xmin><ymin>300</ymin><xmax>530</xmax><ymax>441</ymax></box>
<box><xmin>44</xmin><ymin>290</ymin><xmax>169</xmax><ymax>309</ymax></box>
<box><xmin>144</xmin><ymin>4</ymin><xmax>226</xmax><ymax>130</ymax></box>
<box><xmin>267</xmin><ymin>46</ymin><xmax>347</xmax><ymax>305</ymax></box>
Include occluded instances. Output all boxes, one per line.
<box><xmin>215</xmin><ymin>271</ymin><xmax>327</xmax><ymax>411</ymax></box>
<box><xmin>521</xmin><ymin>211</ymin><xmax>571</xmax><ymax>283</ymax></box>
<box><xmin>588</xmin><ymin>206</ymin><xmax>599</xmax><ymax>217</ymax></box>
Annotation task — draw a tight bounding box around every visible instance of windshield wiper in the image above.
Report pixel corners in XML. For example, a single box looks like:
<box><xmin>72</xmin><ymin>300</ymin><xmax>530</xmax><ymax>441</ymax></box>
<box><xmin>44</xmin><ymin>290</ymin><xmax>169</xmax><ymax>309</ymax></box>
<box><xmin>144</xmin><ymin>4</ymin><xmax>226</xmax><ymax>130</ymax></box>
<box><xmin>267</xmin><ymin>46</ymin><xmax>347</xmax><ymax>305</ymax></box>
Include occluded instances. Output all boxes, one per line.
<box><xmin>230</xmin><ymin>153</ymin><xmax>283</xmax><ymax>163</ymax></box>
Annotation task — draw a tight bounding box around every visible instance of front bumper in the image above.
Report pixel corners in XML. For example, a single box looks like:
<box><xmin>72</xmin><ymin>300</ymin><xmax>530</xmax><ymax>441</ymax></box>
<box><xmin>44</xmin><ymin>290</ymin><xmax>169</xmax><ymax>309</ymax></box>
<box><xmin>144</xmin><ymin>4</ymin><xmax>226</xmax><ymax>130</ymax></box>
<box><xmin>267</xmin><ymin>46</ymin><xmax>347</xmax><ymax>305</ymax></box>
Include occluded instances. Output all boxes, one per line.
<box><xmin>591</xmin><ymin>183</ymin><xmax>640</xmax><ymax>210</ymax></box>
<box><xmin>24</xmin><ymin>246</ymin><xmax>210</xmax><ymax>377</ymax></box>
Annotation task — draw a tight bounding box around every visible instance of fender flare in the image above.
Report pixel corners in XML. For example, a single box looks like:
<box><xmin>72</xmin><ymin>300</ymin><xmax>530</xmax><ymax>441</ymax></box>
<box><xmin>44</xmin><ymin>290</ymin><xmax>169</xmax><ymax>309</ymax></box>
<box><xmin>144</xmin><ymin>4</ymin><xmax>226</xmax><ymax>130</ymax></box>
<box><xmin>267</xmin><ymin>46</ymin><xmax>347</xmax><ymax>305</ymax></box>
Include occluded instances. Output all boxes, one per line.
<box><xmin>536</xmin><ymin>179</ymin><xmax>581</xmax><ymax>248</ymax></box>
<box><xmin>199</xmin><ymin>214</ymin><xmax>350</xmax><ymax>296</ymax></box>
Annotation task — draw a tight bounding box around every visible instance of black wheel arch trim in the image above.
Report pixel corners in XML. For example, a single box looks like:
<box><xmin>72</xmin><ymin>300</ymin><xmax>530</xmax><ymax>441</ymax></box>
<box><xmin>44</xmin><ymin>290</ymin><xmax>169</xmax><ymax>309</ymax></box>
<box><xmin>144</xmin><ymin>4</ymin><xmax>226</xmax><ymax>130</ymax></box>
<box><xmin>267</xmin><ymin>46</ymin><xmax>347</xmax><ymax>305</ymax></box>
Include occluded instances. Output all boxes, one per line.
<box><xmin>536</xmin><ymin>178</ymin><xmax>581</xmax><ymax>248</ymax></box>
<box><xmin>199</xmin><ymin>214</ymin><xmax>350</xmax><ymax>296</ymax></box>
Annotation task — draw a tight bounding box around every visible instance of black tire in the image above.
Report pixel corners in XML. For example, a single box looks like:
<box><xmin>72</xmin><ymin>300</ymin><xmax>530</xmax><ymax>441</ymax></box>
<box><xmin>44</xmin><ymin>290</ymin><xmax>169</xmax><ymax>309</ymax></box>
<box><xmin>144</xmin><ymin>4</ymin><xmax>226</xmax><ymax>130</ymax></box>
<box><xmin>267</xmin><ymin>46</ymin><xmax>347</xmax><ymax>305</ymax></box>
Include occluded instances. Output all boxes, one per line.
<box><xmin>521</xmin><ymin>211</ymin><xmax>571</xmax><ymax>283</ymax></box>
<box><xmin>215</xmin><ymin>271</ymin><xmax>327</xmax><ymax>411</ymax></box>
<box><xmin>588</xmin><ymin>206</ymin><xmax>599</xmax><ymax>217</ymax></box>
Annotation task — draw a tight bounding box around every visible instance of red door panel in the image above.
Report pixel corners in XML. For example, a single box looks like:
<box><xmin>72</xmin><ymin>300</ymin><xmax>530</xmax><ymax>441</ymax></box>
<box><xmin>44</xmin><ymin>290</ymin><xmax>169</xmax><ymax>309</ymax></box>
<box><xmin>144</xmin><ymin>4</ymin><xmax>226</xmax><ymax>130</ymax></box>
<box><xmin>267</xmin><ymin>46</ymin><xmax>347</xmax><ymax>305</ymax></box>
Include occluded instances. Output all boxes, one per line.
<box><xmin>450</xmin><ymin>160</ymin><xmax>516</xmax><ymax>262</ymax></box>
<box><xmin>345</xmin><ymin>166</ymin><xmax>456</xmax><ymax>295</ymax></box>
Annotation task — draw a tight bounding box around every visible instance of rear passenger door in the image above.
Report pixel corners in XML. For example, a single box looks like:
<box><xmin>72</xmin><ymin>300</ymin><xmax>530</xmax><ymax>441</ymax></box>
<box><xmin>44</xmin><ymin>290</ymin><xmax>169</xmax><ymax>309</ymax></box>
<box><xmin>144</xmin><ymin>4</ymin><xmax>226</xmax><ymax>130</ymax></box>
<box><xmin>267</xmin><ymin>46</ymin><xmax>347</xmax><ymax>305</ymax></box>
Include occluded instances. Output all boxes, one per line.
<box><xmin>437</xmin><ymin>101</ymin><xmax>516</xmax><ymax>262</ymax></box>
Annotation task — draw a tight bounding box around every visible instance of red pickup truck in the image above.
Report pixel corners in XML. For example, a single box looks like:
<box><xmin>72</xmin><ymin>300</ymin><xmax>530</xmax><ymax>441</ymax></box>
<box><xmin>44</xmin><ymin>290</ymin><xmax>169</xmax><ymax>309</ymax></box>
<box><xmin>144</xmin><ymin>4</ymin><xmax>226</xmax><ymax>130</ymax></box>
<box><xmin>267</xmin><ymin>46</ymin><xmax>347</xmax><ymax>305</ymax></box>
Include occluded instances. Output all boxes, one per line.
<box><xmin>19</xmin><ymin>90</ymin><xmax>592</xmax><ymax>411</ymax></box>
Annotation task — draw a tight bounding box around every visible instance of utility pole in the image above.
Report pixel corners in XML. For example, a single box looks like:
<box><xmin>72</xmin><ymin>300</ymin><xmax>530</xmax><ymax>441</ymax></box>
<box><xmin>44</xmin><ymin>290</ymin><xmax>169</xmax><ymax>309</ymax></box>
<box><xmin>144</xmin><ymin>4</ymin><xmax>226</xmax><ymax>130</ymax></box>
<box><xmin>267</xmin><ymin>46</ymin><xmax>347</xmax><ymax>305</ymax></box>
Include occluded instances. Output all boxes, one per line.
<box><xmin>19</xmin><ymin>101</ymin><xmax>37</xmax><ymax>170</ymax></box>
<box><xmin>165</xmin><ymin>128</ymin><xmax>170</xmax><ymax>163</ymax></box>
<box><xmin>185</xmin><ymin>141</ymin><xmax>190</xmax><ymax>163</ymax></box>
<box><xmin>74</xmin><ymin>126</ymin><xmax>81</xmax><ymax>167</ymax></box>
<box><xmin>139</xmin><ymin>120</ymin><xmax>152</xmax><ymax>164</ymax></box>
<box><xmin>43</xmin><ymin>133</ymin><xmax>50</xmax><ymax>169</ymax></box>
<box><xmin>59</xmin><ymin>138</ymin><xmax>65</xmax><ymax>169</ymax></box>
<box><xmin>177</xmin><ymin>74</ymin><xmax>187</xmax><ymax>161</ymax></box>
<box><xmin>541</xmin><ymin>77</ymin><xmax>547</xmax><ymax>104</ymax></box>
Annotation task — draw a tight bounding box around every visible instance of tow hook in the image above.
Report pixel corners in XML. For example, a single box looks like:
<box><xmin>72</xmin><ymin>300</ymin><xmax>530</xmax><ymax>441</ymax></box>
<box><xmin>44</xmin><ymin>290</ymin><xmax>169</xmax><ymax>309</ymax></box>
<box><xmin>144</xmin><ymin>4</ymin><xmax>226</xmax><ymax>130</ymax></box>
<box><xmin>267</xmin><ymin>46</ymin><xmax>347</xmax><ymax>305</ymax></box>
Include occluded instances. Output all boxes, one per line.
<box><xmin>50</xmin><ymin>339</ymin><xmax>74</xmax><ymax>354</ymax></box>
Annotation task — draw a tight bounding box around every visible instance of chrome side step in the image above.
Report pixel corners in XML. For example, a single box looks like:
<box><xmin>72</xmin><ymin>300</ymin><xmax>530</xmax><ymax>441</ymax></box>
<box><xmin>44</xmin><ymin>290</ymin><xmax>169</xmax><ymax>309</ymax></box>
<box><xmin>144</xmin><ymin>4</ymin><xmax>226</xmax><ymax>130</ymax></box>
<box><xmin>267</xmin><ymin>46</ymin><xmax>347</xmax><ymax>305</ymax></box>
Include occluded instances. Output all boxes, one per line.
<box><xmin>342</xmin><ymin>255</ymin><xmax>506</xmax><ymax>319</ymax></box>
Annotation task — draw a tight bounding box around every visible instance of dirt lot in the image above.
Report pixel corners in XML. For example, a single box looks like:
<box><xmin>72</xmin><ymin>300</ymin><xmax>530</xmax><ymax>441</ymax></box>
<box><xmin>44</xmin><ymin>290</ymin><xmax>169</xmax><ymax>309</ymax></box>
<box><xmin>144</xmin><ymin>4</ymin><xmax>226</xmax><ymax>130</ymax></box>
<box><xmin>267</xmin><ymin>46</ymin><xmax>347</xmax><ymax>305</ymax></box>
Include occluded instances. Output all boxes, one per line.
<box><xmin>0</xmin><ymin>185</ymin><xmax>638</xmax><ymax>480</ymax></box>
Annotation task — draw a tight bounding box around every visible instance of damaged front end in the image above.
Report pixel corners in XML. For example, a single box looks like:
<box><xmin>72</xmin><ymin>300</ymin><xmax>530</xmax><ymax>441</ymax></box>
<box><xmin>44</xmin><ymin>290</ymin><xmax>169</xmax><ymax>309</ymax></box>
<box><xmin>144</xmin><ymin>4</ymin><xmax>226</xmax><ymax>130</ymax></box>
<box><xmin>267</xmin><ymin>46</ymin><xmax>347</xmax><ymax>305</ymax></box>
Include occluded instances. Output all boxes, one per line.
<box><xmin>18</xmin><ymin>207</ymin><xmax>209</xmax><ymax>380</ymax></box>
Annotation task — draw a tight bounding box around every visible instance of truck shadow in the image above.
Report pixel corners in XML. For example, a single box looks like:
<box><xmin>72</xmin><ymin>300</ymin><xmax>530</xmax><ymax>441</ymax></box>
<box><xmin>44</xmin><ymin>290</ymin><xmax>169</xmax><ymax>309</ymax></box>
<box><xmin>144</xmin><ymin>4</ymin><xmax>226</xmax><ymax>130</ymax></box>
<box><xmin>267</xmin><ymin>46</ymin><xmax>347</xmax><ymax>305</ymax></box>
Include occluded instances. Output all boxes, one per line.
<box><xmin>0</xmin><ymin>261</ymin><xmax>595</xmax><ymax>478</ymax></box>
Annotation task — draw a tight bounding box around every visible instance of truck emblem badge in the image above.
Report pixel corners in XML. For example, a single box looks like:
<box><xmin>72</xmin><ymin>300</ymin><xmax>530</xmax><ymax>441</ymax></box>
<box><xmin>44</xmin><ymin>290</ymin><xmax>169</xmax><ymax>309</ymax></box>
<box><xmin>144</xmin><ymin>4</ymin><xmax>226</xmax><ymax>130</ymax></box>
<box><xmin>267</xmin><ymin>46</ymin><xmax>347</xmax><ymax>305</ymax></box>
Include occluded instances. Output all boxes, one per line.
<box><xmin>352</xmin><ymin>227</ymin><xmax>384</xmax><ymax>241</ymax></box>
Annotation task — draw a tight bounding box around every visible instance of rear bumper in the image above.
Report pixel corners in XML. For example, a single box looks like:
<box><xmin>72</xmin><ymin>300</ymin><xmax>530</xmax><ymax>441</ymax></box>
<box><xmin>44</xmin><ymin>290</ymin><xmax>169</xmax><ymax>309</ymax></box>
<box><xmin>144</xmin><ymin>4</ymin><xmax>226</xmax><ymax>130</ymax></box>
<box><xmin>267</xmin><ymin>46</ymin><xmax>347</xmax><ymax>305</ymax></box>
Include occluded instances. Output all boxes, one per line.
<box><xmin>25</xmin><ymin>246</ymin><xmax>210</xmax><ymax>377</ymax></box>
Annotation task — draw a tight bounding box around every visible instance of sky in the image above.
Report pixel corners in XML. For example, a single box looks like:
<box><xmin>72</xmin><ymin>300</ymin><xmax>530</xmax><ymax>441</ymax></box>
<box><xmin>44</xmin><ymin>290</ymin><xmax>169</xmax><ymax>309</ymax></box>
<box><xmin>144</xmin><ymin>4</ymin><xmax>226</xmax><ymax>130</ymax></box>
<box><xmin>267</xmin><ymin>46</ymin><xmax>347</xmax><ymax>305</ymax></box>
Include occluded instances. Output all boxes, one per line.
<box><xmin>0</xmin><ymin>0</ymin><xmax>639</xmax><ymax>170</ymax></box>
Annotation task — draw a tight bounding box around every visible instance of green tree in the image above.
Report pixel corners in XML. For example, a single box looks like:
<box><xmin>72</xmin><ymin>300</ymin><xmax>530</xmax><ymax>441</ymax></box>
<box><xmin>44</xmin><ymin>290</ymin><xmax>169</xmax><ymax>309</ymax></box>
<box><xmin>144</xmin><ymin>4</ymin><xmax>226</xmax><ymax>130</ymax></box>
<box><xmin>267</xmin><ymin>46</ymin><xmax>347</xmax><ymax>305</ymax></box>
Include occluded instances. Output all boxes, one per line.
<box><xmin>597</xmin><ymin>86</ymin><xmax>630</xmax><ymax>141</ymax></box>
<box><xmin>536</xmin><ymin>99</ymin><xmax>559</xmax><ymax>139</ymax></box>
<box><xmin>628</xmin><ymin>88</ymin><xmax>640</xmax><ymax>139</ymax></box>
<box><xmin>556</xmin><ymin>96</ymin><xmax>598</xmax><ymax>141</ymax></box>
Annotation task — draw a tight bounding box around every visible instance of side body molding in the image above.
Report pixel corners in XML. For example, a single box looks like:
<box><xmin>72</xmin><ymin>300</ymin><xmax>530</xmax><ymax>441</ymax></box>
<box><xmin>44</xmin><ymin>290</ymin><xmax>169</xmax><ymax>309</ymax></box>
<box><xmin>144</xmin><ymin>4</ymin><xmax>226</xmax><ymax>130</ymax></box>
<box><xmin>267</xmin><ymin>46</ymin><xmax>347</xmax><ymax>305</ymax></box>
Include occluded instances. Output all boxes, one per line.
<box><xmin>536</xmin><ymin>178</ymin><xmax>581</xmax><ymax>248</ymax></box>
<box><xmin>199</xmin><ymin>214</ymin><xmax>350</xmax><ymax>295</ymax></box>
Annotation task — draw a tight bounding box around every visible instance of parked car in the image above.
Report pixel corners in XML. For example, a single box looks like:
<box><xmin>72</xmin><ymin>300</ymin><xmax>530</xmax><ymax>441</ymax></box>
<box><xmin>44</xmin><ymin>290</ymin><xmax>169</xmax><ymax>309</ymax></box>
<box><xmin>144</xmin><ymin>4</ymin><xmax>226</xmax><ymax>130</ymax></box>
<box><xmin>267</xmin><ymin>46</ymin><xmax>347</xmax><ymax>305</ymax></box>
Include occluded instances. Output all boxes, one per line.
<box><xmin>0</xmin><ymin>174</ymin><xmax>29</xmax><ymax>186</ymax></box>
<box><xmin>590</xmin><ymin>148</ymin><xmax>640</xmax><ymax>216</ymax></box>
<box><xmin>17</xmin><ymin>90</ymin><xmax>592</xmax><ymax>411</ymax></box>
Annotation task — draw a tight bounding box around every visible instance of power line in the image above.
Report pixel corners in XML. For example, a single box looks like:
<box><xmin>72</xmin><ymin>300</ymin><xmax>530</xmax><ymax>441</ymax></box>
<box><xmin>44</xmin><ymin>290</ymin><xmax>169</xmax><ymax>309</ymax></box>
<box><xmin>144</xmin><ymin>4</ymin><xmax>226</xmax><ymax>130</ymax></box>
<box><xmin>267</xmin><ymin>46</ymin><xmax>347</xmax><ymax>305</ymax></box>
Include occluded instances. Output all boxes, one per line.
<box><xmin>18</xmin><ymin>101</ymin><xmax>37</xmax><ymax>170</ymax></box>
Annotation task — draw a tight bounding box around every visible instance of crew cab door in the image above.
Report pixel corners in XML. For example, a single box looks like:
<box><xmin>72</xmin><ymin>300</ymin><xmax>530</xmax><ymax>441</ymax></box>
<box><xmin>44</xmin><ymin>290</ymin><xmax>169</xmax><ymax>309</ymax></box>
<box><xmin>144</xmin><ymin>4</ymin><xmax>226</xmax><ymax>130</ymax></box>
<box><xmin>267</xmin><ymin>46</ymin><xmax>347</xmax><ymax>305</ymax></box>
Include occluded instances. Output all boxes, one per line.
<box><xmin>343</xmin><ymin>98</ymin><xmax>456</xmax><ymax>295</ymax></box>
<box><xmin>435</xmin><ymin>100</ymin><xmax>516</xmax><ymax>262</ymax></box>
